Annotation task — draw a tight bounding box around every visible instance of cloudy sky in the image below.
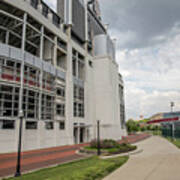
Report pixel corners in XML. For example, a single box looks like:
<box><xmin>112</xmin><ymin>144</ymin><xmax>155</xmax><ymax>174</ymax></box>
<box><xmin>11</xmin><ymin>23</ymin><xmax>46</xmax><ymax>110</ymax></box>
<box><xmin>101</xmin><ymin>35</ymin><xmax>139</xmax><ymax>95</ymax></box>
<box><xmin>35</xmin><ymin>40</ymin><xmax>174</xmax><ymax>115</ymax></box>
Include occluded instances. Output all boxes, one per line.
<box><xmin>45</xmin><ymin>0</ymin><xmax>180</xmax><ymax>120</ymax></box>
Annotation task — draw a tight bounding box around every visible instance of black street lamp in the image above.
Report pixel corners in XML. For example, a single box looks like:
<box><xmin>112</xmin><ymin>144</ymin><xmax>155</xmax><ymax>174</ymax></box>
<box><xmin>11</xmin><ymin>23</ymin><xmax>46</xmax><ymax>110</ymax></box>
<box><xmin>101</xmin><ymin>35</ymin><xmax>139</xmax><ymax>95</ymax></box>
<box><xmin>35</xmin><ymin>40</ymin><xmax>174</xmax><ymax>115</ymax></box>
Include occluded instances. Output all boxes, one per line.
<box><xmin>97</xmin><ymin>120</ymin><xmax>101</xmax><ymax>156</ymax></box>
<box><xmin>15</xmin><ymin>110</ymin><xmax>24</xmax><ymax>177</ymax></box>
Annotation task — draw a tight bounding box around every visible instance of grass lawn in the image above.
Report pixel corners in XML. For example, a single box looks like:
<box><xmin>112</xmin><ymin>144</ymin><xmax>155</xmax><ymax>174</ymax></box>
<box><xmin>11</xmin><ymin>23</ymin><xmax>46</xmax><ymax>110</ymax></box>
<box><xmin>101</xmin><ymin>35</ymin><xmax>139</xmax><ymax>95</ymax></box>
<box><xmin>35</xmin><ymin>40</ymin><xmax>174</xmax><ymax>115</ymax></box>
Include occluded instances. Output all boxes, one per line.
<box><xmin>166</xmin><ymin>137</ymin><xmax>180</xmax><ymax>148</ymax></box>
<box><xmin>5</xmin><ymin>156</ymin><xmax>128</xmax><ymax>180</ymax></box>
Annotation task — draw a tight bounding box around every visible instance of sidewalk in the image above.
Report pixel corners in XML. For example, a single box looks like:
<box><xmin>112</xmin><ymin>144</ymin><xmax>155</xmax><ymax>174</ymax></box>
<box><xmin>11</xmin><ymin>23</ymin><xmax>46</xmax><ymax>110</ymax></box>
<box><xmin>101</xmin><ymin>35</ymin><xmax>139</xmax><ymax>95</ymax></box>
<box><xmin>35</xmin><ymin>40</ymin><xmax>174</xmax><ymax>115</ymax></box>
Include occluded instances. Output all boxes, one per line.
<box><xmin>103</xmin><ymin>136</ymin><xmax>180</xmax><ymax>180</ymax></box>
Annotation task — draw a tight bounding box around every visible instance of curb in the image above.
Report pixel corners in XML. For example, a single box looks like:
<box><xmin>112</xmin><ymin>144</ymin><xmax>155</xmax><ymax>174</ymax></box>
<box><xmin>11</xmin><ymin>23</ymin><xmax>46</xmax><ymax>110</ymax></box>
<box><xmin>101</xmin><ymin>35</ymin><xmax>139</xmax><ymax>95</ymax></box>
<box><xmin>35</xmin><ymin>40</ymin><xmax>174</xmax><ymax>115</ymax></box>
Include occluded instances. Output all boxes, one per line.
<box><xmin>100</xmin><ymin>148</ymin><xmax>143</xmax><ymax>159</ymax></box>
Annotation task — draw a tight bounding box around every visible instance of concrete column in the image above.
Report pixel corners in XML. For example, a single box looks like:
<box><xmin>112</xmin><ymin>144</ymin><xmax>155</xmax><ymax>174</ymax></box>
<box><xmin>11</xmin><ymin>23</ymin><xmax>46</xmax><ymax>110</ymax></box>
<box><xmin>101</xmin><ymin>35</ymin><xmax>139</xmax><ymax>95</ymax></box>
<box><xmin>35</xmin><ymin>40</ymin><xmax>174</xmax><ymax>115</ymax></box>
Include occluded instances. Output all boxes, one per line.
<box><xmin>38</xmin><ymin>26</ymin><xmax>44</xmax><ymax>120</ymax></box>
<box><xmin>38</xmin><ymin>26</ymin><xmax>44</xmax><ymax>148</ymax></box>
<box><xmin>55</xmin><ymin>121</ymin><xmax>58</xmax><ymax>146</ymax></box>
<box><xmin>65</xmin><ymin>25</ymin><xmax>74</xmax><ymax>144</ymax></box>
<box><xmin>84</xmin><ymin>0</ymin><xmax>88</xmax><ymax>42</ymax></box>
<box><xmin>38</xmin><ymin>120</ymin><xmax>44</xmax><ymax>149</ymax></box>
<box><xmin>18</xmin><ymin>13</ymin><xmax>27</xmax><ymax>114</ymax></box>
<box><xmin>76</xmin><ymin>54</ymin><xmax>79</xmax><ymax>78</ymax></box>
<box><xmin>53</xmin><ymin>36</ymin><xmax>57</xmax><ymax>66</ymax></box>
<box><xmin>5</xmin><ymin>31</ymin><xmax>9</xmax><ymax>44</ymax></box>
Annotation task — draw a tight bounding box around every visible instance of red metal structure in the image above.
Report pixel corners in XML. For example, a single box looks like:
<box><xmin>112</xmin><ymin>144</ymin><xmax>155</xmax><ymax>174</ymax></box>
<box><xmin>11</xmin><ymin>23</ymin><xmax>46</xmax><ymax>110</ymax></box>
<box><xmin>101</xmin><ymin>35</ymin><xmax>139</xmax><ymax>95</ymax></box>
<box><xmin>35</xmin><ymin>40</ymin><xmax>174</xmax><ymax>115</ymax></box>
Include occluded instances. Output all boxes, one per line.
<box><xmin>147</xmin><ymin>117</ymin><xmax>179</xmax><ymax>124</ymax></box>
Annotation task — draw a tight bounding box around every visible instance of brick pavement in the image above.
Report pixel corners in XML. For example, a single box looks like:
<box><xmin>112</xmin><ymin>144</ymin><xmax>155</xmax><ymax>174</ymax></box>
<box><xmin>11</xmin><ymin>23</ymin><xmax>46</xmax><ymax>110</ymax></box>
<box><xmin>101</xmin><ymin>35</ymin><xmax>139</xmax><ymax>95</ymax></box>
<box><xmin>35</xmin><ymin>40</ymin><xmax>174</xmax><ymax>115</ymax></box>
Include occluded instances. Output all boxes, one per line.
<box><xmin>119</xmin><ymin>133</ymin><xmax>151</xmax><ymax>144</ymax></box>
<box><xmin>0</xmin><ymin>143</ymin><xmax>88</xmax><ymax>178</ymax></box>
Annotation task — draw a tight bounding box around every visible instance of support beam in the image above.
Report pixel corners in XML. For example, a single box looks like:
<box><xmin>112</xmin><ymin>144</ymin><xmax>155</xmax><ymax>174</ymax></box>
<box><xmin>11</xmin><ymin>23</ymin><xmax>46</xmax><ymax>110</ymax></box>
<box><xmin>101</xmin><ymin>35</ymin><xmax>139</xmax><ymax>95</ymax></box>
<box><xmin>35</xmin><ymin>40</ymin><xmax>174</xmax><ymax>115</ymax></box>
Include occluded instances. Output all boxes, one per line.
<box><xmin>9</xmin><ymin>22</ymin><xmax>23</xmax><ymax>30</ymax></box>
<box><xmin>27</xmin><ymin>34</ymin><xmax>41</xmax><ymax>40</ymax></box>
<box><xmin>0</xmin><ymin>10</ymin><xmax>23</xmax><ymax>22</ymax></box>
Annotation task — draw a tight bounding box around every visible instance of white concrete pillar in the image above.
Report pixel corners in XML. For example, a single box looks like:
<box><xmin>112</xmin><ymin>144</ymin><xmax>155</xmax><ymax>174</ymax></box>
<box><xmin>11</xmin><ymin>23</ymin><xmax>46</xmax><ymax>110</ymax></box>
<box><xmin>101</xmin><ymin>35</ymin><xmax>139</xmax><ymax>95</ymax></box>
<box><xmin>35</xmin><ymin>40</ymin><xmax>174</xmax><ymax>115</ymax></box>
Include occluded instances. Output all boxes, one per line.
<box><xmin>38</xmin><ymin>26</ymin><xmax>44</xmax><ymax>120</ymax></box>
<box><xmin>38</xmin><ymin>120</ymin><xmax>44</xmax><ymax>149</ymax></box>
<box><xmin>18</xmin><ymin>13</ymin><xmax>27</xmax><ymax>114</ymax></box>
<box><xmin>53</xmin><ymin>36</ymin><xmax>57</xmax><ymax>66</ymax></box>
<box><xmin>5</xmin><ymin>31</ymin><xmax>9</xmax><ymax>44</ymax></box>
<box><xmin>84</xmin><ymin>0</ymin><xmax>88</xmax><ymax>42</ymax></box>
<box><xmin>65</xmin><ymin>26</ymin><xmax>74</xmax><ymax>145</ymax></box>
<box><xmin>38</xmin><ymin>26</ymin><xmax>44</xmax><ymax>148</ymax></box>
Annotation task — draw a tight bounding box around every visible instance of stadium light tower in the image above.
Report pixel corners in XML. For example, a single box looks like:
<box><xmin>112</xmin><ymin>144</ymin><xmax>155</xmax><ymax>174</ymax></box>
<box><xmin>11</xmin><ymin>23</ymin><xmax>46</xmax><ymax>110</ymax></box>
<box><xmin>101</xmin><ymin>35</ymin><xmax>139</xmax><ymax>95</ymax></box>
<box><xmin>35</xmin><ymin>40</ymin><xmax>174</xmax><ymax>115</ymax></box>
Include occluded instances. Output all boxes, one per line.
<box><xmin>170</xmin><ymin>102</ymin><xmax>175</xmax><ymax>112</ymax></box>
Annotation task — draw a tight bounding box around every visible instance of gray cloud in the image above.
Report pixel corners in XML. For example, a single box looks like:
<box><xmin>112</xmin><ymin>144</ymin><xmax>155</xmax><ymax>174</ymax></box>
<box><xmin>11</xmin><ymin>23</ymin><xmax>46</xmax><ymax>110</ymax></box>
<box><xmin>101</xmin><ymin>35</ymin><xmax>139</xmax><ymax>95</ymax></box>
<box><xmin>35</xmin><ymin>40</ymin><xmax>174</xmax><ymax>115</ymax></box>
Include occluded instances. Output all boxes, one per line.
<box><xmin>101</xmin><ymin>0</ymin><xmax>180</xmax><ymax>49</ymax></box>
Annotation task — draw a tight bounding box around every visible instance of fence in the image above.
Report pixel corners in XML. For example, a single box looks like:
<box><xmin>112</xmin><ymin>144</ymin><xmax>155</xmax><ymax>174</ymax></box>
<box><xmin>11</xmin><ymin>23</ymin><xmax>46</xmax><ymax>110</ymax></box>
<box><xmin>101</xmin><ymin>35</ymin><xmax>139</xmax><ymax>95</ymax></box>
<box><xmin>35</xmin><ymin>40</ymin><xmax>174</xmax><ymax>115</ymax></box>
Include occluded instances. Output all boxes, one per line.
<box><xmin>162</xmin><ymin>126</ymin><xmax>180</xmax><ymax>139</ymax></box>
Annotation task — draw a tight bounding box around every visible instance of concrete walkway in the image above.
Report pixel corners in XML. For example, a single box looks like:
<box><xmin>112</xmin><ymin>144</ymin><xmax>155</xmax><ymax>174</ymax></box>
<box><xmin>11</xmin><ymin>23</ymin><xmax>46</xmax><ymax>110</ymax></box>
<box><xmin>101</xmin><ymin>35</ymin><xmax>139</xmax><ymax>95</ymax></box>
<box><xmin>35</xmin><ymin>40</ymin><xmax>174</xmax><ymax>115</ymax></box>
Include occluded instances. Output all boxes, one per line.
<box><xmin>104</xmin><ymin>136</ymin><xmax>180</xmax><ymax>180</ymax></box>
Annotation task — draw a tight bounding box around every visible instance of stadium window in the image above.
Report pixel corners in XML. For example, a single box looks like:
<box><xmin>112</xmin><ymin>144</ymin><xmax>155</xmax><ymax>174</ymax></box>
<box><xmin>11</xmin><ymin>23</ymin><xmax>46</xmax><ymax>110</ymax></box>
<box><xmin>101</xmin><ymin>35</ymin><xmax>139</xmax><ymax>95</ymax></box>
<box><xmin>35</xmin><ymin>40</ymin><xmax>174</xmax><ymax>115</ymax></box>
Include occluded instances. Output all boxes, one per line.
<box><xmin>0</xmin><ymin>120</ymin><xmax>15</xmax><ymax>129</ymax></box>
<box><xmin>45</xmin><ymin>121</ymin><xmax>54</xmax><ymax>130</ymax></box>
<box><xmin>26</xmin><ymin>121</ymin><xmax>38</xmax><ymax>130</ymax></box>
<box><xmin>59</xmin><ymin>121</ymin><xmax>65</xmax><ymax>130</ymax></box>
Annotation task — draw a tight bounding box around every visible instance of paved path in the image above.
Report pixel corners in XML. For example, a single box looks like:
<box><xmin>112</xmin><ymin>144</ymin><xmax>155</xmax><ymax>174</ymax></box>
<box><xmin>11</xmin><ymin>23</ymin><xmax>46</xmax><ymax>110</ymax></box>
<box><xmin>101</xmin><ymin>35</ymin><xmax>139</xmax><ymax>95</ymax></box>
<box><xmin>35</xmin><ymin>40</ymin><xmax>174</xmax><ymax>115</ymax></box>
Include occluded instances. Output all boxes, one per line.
<box><xmin>104</xmin><ymin>136</ymin><xmax>180</xmax><ymax>180</ymax></box>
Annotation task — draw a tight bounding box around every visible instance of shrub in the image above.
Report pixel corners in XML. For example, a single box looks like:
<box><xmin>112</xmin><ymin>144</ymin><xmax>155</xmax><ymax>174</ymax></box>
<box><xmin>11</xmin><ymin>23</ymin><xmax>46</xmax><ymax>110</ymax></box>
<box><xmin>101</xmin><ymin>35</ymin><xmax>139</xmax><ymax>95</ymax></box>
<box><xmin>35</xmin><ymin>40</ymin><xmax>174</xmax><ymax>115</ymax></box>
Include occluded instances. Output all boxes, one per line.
<box><xmin>101</xmin><ymin>139</ymin><xmax>119</xmax><ymax>149</ymax></box>
<box><xmin>89</xmin><ymin>139</ymin><xmax>137</xmax><ymax>155</ymax></box>
<box><xmin>90</xmin><ymin>139</ymin><xmax>120</xmax><ymax>149</ymax></box>
<box><xmin>108</xmin><ymin>144</ymin><xmax>137</xmax><ymax>154</ymax></box>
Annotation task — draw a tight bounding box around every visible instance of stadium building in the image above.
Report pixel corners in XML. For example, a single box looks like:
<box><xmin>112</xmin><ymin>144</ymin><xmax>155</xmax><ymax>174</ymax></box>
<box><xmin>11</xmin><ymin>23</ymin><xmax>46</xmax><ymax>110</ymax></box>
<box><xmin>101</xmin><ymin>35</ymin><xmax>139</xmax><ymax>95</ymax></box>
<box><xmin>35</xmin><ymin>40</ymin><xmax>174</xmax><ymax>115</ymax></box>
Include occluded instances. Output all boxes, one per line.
<box><xmin>0</xmin><ymin>0</ymin><xmax>126</xmax><ymax>153</ymax></box>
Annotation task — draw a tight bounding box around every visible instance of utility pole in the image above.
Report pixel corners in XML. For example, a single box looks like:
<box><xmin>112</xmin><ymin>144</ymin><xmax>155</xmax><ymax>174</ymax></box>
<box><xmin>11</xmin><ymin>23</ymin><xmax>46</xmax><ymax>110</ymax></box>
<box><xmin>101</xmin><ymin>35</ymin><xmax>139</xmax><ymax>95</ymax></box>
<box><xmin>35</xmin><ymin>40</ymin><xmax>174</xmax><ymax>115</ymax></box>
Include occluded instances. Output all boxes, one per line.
<box><xmin>97</xmin><ymin>120</ymin><xmax>101</xmax><ymax>156</ymax></box>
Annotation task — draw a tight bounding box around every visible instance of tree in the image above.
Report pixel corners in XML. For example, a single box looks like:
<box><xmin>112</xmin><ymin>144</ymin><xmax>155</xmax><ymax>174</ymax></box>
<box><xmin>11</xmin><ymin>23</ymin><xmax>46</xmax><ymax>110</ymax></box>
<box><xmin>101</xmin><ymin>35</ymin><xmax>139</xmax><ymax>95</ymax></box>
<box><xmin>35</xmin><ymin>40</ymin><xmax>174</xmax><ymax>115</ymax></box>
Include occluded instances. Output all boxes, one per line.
<box><xmin>126</xmin><ymin>119</ymin><xmax>139</xmax><ymax>133</ymax></box>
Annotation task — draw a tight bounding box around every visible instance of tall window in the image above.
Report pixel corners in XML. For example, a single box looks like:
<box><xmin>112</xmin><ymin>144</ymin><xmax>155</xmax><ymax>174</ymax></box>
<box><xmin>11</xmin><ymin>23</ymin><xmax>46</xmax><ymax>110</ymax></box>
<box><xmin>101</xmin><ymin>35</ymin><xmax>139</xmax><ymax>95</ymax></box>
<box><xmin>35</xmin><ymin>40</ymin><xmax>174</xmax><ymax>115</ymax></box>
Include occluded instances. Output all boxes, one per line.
<box><xmin>56</xmin><ymin>86</ymin><xmax>65</xmax><ymax>98</ymax></box>
<box><xmin>73</xmin><ymin>85</ymin><xmax>84</xmax><ymax>118</ymax></box>
<box><xmin>42</xmin><ymin>4</ymin><xmax>49</xmax><ymax>18</ymax></box>
<box><xmin>56</xmin><ymin>104</ymin><xmax>65</xmax><ymax>117</ymax></box>
<box><xmin>31</xmin><ymin>0</ymin><xmax>38</xmax><ymax>9</ymax></box>
<box><xmin>41</xmin><ymin>94</ymin><xmax>54</xmax><ymax>120</ymax></box>
<box><xmin>72</xmin><ymin>50</ymin><xmax>85</xmax><ymax>80</ymax></box>
<box><xmin>0</xmin><ymin>85</ymin><xmax>19</xmax><ymax>117</ymax></box>
<box><xmin>23</xmin><ymin>89</ymin><xmax>39</xmax><ymax>119</ymax></box>
<box><xmin>53</xmin><ymin>14</ymin><xmax>60</xmax><ymax>27</ymax></box>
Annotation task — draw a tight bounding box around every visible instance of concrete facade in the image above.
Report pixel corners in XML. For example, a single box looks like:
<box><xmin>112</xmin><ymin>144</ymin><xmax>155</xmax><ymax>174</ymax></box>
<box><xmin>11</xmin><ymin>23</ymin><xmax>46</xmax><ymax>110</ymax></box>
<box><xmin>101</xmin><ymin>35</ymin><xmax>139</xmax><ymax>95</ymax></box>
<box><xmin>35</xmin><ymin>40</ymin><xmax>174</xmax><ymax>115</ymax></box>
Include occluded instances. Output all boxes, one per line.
<box><xmin>0</xmin><ymin>0</ymin><xmax>126</xmax><ymax>153</ymax></box>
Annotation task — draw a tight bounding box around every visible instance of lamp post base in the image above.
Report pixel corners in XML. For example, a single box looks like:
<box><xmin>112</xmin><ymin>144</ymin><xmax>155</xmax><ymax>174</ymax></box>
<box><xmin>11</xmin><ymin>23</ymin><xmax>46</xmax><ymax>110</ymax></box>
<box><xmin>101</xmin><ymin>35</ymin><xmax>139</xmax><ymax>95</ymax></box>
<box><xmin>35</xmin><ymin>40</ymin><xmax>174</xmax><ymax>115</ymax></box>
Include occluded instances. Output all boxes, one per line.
<box><xmin>14</xmin><ymin>172</ymin><xmax>21</xmax><ymax>177</ymax></box>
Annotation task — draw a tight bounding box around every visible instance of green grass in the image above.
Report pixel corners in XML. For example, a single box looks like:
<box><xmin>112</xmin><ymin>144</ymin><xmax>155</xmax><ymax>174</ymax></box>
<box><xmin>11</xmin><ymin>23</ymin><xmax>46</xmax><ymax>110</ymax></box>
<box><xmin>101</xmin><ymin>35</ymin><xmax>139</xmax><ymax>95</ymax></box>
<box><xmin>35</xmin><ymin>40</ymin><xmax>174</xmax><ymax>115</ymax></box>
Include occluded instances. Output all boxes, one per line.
<box><xmin>166</xmin><ymin>137</ymin><xmax>180</xmax><ymax>148</ymax></box>
<box><xmin>5</xmin><ymin>156</ymin><xmax>129</xmax><ymax>180</ymax></box>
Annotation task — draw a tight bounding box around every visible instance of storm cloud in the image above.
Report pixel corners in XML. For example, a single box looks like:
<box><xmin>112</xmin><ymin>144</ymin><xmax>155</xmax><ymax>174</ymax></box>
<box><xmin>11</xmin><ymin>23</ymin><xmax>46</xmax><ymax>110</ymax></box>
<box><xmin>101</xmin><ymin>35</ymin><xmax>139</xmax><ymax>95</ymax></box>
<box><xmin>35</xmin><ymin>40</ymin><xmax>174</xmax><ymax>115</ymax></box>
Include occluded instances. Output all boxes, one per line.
<box><xmin>101</xmin><ymin>0</ymin><xmax>180</xmax><ymax>49</ymax></box>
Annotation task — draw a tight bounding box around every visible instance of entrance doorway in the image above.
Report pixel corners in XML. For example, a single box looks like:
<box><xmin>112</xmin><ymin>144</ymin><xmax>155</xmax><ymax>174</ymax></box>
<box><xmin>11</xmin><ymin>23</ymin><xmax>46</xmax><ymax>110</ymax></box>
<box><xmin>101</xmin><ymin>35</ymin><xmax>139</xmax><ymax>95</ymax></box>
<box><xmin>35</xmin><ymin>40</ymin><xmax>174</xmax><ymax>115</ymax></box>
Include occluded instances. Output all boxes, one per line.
<box><xmin>80</xmin><ymin>127</ymin><xmax>85</xmax><ymax>143</ymax></box>
<box><xmin>73</xmin><ymin>127</ymin><xmax>86</xmax><ymax>144</ymax></box>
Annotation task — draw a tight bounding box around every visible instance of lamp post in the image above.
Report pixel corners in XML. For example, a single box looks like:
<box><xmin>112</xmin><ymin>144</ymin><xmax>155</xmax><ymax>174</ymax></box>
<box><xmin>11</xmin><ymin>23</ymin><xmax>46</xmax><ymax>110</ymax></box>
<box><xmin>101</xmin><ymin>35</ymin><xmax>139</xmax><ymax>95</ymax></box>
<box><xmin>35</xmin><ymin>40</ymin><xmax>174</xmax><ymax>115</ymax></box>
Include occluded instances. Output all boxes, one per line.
<box><xmin>15</xmin><ymin>110</ymin><xmax>24</xmax><ymax>177</ymax></box>
<box><xmin>97</xmin><ymin>120</ymin><xmax>101</xmax><ymax>156</ymax></box>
